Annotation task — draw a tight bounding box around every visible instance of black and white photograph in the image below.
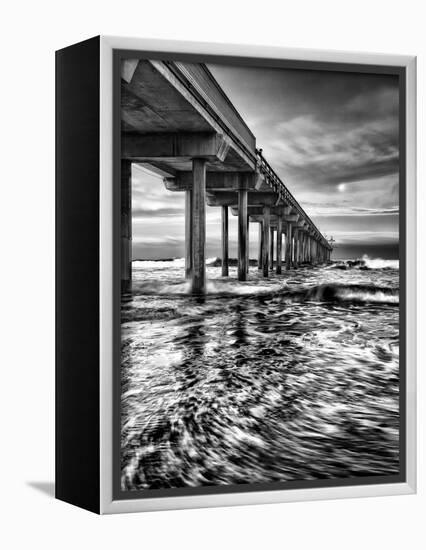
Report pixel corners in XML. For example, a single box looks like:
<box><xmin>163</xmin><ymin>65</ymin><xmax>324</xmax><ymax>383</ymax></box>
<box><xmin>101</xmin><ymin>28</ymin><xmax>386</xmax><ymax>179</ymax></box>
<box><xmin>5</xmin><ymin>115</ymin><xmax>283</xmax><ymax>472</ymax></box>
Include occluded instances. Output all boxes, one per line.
<box><xmin>118</xmin><ymin>56</ymin><xmax>403</xmax><ymax>495</ymax></box>
<box><xmin>3</xmin><ymin>0</ymin><xmax>423</xmax><ymax>543</ymax></box>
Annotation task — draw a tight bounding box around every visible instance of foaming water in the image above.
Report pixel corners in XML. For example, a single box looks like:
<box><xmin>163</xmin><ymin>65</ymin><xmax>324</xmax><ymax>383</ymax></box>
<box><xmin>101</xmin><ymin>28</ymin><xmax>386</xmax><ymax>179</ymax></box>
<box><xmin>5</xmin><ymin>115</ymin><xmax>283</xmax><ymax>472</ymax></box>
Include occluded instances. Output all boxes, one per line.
<box><xmin>361</xmin><ymin>255</ymin><xmax>399</xmax><ymax>270</ymax></box>
<box><xmin>121</xmin><ymin>259</ymin><xmax>400</xmax><ymax>491</ymax></box>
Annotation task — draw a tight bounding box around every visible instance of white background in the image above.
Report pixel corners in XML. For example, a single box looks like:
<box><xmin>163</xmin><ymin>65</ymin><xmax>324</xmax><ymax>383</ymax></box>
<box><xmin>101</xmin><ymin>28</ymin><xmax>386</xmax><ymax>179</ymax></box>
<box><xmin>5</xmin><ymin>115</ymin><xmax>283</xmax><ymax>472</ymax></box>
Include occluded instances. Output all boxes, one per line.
<box><xmin>1</xmin><ymin>1</ymin><xmax>424</xmax><ymax>548</ymax></box>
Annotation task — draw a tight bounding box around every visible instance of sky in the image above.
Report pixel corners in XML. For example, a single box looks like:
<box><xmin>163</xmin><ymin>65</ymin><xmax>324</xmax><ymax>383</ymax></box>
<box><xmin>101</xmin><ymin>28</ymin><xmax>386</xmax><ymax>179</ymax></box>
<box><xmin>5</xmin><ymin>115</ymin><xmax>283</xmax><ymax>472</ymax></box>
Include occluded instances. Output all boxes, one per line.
<box><xmin>130</xmin><ymin>63</ymin><xmax>400</xmax><ymax>260</ymax></box>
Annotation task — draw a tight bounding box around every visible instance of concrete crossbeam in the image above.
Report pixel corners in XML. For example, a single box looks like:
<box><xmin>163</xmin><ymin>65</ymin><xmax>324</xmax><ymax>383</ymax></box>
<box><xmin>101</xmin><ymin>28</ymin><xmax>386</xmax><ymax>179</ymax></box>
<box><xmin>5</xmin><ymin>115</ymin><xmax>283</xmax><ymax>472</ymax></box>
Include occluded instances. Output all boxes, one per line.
<box><xmin>122</xmin><ymin>132</ymin><xmax>230</xmax><ymax>162</ymax></box>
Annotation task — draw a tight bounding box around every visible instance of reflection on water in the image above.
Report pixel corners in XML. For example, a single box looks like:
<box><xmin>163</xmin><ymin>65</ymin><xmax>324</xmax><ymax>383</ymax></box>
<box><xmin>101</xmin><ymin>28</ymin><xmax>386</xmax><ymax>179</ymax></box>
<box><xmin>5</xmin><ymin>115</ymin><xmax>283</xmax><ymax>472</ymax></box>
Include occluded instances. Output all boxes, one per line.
<box><xmin>121</xmin><ymin>259</ymin><xmax>400</xmax><ymax>491</ymax></box>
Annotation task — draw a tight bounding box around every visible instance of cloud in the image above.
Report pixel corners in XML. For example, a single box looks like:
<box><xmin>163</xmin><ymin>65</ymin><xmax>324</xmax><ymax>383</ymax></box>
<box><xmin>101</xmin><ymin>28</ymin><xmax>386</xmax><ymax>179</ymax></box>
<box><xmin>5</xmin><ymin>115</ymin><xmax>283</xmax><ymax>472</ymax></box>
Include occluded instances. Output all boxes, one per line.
<box><xmin>268</xmin><ymin>115</ymin><xmax>398</xmax><ymax>188</ymax></box>
<box><xmin>133</xmin><ymin>235</ymin><xmax>183</xmax><ymax>245</ymax></box>
<box><xmin>210</xmin><ymin>63</ymin><xmax>399</xmax><ymax>193</ymax></box>
<box><xmin>133</xmin><ymin>206</ymin><xmax>184</xmax><ymax>218</ymax></box>
<box><xmin>303</xmin><ymin>204</ymin><xmax>399</xmax><ymax>217</ymax></box>
<box><xmin>331</xmin><ymin>230</ymin><xmax>399</xmax><ymax>244</ymax></box>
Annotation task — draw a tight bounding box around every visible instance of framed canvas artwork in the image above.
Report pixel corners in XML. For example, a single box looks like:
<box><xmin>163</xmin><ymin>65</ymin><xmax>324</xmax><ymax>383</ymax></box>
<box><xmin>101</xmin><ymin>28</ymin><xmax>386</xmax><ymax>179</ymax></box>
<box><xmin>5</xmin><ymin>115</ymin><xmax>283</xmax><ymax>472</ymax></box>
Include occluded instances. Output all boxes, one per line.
<box><xmin>55</xmin><ymin>36</ymin><xmax>416</xmax><ymax>514</ymax></box>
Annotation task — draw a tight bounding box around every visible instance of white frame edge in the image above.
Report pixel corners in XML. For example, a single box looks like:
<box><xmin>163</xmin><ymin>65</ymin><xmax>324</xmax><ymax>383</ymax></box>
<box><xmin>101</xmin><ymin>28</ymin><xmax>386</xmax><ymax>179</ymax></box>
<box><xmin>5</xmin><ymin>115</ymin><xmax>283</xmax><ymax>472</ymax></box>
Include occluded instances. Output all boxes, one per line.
<box><xmin>99</xmin><ymin>35</ymin><xmax>417</xmax><ymax>514</ymax></box>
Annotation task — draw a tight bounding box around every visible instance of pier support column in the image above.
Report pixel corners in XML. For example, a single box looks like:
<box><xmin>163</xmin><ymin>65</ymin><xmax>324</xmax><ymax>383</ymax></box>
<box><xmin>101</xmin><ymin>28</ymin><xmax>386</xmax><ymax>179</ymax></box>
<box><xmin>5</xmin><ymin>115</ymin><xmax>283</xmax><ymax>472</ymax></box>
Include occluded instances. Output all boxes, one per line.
<box><xmin>246</xmin><ymin>218</ymin><xmax>250</xmax><ymax>275</ymax></box>
<box><xmin>221</xmin><ymin>205</ymin><xmax>229</xmax><ymax>277</ymax></box>
<box><xmin>298</xmin><ymin>230</ymin><xmax>302</xmax><ymax>265</ymax></box>
<box><xmin>185</xmin><ymin>189</ymin><xmax>193</xmax><ymax>279</ymax></box>
<box><xmin>262</xmin><ymin>206</ymin><xmax>270</xmax><ymax>277</ymax></box>
<box><xmin>303</xmin><ymin>232</ymin><xmax>308</xmax><ymax>264</ymax></box>
<box><xmin>238</xmin><ymin>183</ymin><xmax>248</xmax><ymax>281</ymax></box>
<box><xmin>297</xmin><ymin>231</ymin><xmax>302</xmax><ymax>265</ymax></box>
<box><xmin>191</xmin><ymin>158</ymin><xmax>207</xmax><ymax>294</ymax></box>
<box><xmin>269</xmin><ymin>227</ymin><xmax>274</xmax><ymax>270</ymax></box>
<box><xmin>258</xmin><ymin>222</ymin><xmax>263</xmax><ymax>270</ymax></box>
<box><xmin>293</xmin><ymin>228</ymin><xmax>299</xmax><ymax>268</ymax></box>
<box><xmin>276</xmin><ymin>215</ymin><xmax>283</xmax><ymax>274</ymax></box>
<box><xmin>285</xmin><ymin>222</ymin><xmax>292</xmax><ymax>270</ymax></box>
<box><xmin>121</xmin><ymin>160</ymin><xmax>132</xmax><ymax>293</ymax></box>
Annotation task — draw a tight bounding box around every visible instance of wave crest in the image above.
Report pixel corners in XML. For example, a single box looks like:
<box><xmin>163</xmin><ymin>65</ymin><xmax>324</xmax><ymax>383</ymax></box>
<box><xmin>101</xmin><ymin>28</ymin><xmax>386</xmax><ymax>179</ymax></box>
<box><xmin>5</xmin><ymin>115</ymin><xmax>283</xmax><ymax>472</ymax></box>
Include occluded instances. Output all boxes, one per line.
<box><xmin>330</xmin><ymin>255</ymin><xmax>399</xmax><ymax>271</ymax></box>
<box><xmin>300</xmin><ymin>284</ymin><xmax>398</xmax><ymax>305</ymax></box>
<box><xmin>361</xmin><ymin>255</ymin><xmax>399</xmax><ymax>270</ymax></box>
<box><xmin>129</xmin><ymin>280</ymin><xmax>398</xmax><ymax>305</ymax></box>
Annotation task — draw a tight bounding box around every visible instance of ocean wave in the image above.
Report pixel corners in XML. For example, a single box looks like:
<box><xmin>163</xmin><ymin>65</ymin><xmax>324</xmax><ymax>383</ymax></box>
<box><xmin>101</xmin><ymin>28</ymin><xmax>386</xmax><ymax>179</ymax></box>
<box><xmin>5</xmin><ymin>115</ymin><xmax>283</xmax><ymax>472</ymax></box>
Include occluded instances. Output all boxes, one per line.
<box><xmin>133</xmin><ymin>257</ymin><xmax>221</xmax><ymax>269</ymax></box>
<box><xmin>360</xmin><ymin>255</ymin><xmax>399</xmax><ymax>270</ymax></box>
<box><xmin>293</xmin><ymin>283</ymin><xmax>399</xmax><ymax>305</ymax></box>
<box><xmin>133</xmin><ymin>258</ymin><xmax>185</xmax><ymax>269</ymax></box>
<box><xmin>330</xmin><ymin>255</ymin><xmax>399</xmax><ymax>271</ymax></box>
<box><xmin>130</xmin><ymin>279</ymin><xmax>282</xmax><ymax>298</ymax></box>
<box><xmin>130</xmin><ymin>279</ymin><xmax>398</xmax><ymax>305</ymax></box>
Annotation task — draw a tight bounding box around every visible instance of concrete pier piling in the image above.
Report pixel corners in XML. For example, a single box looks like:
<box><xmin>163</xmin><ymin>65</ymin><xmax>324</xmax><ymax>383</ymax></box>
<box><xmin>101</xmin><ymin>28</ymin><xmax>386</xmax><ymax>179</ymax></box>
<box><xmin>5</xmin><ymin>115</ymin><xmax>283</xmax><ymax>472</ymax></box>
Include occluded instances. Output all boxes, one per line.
<box><xmin>121</xmin><ymin>160</ymin><xmax>132</xmax><ymax>293</ymax></box>
<box><xmin>238</xmin><ymin>184</ymin><xmax>248</xmax><ymax>281</ymax></box>
<box><xmin>262</xmin><ymin>206</ymin><xmax>270</xmax><ymax>277</ymax></box>
<box><xmin>191</xmin><ymin>158</ymin><xmax>207</xmax><ymax>294</ymax></box>
<box><xmin>293</xmin><ymin>228</ymin><xmax>299</xmax><ymax>268</ymax></box>
<box><xmin>221</xmin><ymin>205</ymin><xmax>229</xmax><ymax>277</ymax></box>
<box><xmin>258</xmin><ymin>222</ymin><xmax>263</xmax><ymax>270</ymax></box>
<box><xmin>276</xmin><ymin>215</ymin><xmax>283</xmax><ymax>275</ymax></box>
<box><xmin>185</xmin><ymin>189</ymin><xmax>193</xmax><ymax>279</ymax></box>
<box><xmin>269</xmin><ymin>227</ymin><xmax>275</xmax><ymax>270</ymax></box>
<box><xmin>286</xmin><ymin>221</ymin><xmax>292</xmax><ymax>271</ymax></box>
<box><xmin>246</xmin><ymin>217</ymin><xmax>250</xmax><ymax>275</ymax></box>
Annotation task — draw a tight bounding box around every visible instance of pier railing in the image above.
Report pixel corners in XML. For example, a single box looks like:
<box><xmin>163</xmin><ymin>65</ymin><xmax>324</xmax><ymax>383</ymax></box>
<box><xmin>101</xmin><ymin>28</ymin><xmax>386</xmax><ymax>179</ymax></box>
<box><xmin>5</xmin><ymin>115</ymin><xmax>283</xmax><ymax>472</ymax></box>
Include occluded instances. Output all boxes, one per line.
<box><xmin>256</xmin><ymin>149</ymin><xmax>331</xmax><ymax>249</ymax></box>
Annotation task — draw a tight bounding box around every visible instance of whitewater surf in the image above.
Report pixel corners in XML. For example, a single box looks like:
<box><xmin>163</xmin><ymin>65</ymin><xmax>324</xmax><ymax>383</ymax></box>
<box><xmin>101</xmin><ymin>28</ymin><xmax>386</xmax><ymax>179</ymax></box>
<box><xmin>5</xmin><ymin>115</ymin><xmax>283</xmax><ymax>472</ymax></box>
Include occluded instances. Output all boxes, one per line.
<box><xmin>121</xmin><ymin>256</ymin><xmax>400</xmax><ymax>491</ymax></box>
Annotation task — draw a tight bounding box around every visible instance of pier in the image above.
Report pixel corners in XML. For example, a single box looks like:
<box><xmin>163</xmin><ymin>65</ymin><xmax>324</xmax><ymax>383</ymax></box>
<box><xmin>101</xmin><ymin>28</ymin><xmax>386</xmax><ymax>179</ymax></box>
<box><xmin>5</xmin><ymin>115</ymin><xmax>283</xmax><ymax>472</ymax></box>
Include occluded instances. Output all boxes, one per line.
<box><xmin>121</xmin><ymin>59</ymin><xmax>332</xmax><ymax>294</ymax></box>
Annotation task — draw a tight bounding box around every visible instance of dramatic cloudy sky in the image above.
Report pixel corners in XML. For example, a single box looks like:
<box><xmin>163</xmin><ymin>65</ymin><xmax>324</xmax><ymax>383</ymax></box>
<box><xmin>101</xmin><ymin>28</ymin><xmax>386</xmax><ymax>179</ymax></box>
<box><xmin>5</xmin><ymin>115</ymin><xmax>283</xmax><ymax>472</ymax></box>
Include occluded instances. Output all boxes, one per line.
<box><xmin>131</xmin><ymin>63</ymin><xmax>399</xmax><ymax>260</ymax></box>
